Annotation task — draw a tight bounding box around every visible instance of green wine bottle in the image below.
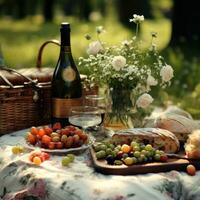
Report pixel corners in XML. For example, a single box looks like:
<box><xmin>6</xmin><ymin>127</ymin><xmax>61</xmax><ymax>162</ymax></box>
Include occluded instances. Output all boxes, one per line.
<box><xmin>51</xmin><ymin>22</ymin><xmax>82</xmax><ymax>127</ymax></box>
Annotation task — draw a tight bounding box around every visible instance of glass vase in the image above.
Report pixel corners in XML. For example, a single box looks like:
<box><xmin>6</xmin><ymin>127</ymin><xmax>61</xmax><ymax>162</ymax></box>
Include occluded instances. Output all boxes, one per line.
<box><xmin>103</xmin><ymin>87</ymin><xmax>136</xmax><ymax>131</ymax></box>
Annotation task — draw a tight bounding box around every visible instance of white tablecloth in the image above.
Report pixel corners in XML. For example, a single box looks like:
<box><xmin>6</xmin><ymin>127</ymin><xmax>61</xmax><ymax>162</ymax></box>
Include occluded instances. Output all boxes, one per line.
<box><xmin>0</xmin><ymin>129</ymin><xmax>200</xmax><ymax>200</ymax></box>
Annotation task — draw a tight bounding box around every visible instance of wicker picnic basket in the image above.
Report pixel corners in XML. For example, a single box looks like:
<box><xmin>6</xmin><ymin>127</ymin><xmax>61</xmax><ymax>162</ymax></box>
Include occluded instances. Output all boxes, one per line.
<box><xmin>0</xmin><ymin>40</ymin><xmax>97</xmax><ymax>135</ymax></box>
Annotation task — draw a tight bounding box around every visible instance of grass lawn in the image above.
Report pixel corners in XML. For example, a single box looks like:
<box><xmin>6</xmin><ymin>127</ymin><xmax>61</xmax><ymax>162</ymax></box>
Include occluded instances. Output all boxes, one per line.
<box><xmin>0</xmin><ymin>15</ymin><xmax>170</xmax><ymax>72</ymax></box>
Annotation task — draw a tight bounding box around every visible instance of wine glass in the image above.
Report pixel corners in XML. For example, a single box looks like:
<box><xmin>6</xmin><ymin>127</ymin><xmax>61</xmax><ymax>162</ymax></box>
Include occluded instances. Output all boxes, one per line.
<box><xmin>84</xmin><ymin>95</ymin><xmax>108</xmax><ymax>129</ymax></box>
<box><xmin>68</xmin><ymin>106</ymin><xmax>102</xmax><ymax>140</ymax></box>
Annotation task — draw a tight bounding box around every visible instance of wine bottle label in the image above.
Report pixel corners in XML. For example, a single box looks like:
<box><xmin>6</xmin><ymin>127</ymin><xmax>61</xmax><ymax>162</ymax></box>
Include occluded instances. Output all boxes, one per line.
<box><xmin>52</xmin><ymin>98</ymin><xmax>82</xmax><ymax>118</ymax></box>
<box><xmin>62</xmin><ymin>67</ymin><xmax>76</xmax><ymax>82</ymax></box>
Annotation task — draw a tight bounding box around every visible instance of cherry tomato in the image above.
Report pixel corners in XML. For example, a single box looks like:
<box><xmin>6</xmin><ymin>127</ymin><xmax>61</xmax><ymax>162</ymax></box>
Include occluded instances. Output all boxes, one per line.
<box><xmin>160</xmin><ymin>155</ymin><xmax>168</xmax><ymax>162</ymax></box>
<box><xmin>41</xmin><ymin>152</ymin><xmax>50</xmax><ymax>161</ymax></box>
<box><xmin>38</xmin><ymin>128</ymin><xmax>46</xmax><ymax>138</ymax></box>
<box><xmin>41</xmin><ymin>135</ymin><xmax>51</xmax><ymax>145</ymax></box>
<box><xmin>31</xmin><ymin>126</ymin><xmax>39</xmax><ymax>135</ymax></box>
<box><xmin>26</xmin><ymin>132</ymin><xmax>37</xmax><ymax>145</ymax></box>
<box><xmin>79</xmin><ymin>133</ymin><xmax>88</xmax><ymax>141</ymax></box>
<box><xmin>48</xmin><ymin>142</ymin><xmax>56</xmax><ymax>149</ymax></box>
<box><xmin>187</xmin><ymin>164</ymin><xmax>196</xmax><ymax>176</ymax></box>
<box><xmin>56</xmin><ymin>142</ymin><xmax>63</xmax><ymax>149</ymax></box>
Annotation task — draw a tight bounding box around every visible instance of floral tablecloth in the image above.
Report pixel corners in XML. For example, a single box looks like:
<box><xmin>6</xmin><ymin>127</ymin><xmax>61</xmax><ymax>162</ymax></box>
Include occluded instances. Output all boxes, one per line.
<box><xmin>0</xmin><ymin>129</ymin><xmax>200</xmax><ymax>200</ymax></box>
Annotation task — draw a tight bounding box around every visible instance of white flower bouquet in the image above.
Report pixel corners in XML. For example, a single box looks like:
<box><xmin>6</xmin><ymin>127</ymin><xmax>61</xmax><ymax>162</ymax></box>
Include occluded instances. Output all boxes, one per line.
<box><xmin>79</xmin><ymin>14</ymin><xmax>174</xmax><ymax>128</ymax></box>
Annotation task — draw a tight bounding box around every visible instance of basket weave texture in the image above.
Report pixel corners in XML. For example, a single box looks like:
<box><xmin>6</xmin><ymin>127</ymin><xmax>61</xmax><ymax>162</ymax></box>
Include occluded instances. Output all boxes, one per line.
<box><xmin>0</xmin><ymin>85</ymin><xmax>51</xmax><ymax>134</ymax></box>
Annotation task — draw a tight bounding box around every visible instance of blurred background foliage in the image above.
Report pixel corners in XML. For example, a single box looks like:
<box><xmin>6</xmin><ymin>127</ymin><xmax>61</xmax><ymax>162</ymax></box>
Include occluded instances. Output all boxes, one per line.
<box><xmin>0</xmin><ymin>0</ymin><xmax>200</xmax><ymax>117</ymax></box>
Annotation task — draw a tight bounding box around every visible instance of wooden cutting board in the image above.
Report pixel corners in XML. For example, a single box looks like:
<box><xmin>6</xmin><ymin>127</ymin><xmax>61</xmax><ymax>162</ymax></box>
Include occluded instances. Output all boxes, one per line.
<box><xmin>90</xmin><ymin>148</ymin><xmax>200</xmax><ymax>175</ymax></box>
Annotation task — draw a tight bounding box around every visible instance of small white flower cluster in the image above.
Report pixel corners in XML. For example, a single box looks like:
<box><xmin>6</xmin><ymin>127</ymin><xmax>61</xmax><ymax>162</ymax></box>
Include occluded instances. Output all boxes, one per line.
<box><xmin>129</xmin><ymin>14</ymin><xmax>144</xmax><ymax>24</ymax></box>
<box><xmin>79</xmin><ymin>14</ymin><xmax>174</xmax><ymax>112</ymax></box>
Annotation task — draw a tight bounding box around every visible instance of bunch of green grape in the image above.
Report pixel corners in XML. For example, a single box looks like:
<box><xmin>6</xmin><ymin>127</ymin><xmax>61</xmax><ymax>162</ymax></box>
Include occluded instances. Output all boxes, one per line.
<box><xmin>93</xmin><ymin>141</ymin><xmax>168</xmax><ymax>166</ymax></box>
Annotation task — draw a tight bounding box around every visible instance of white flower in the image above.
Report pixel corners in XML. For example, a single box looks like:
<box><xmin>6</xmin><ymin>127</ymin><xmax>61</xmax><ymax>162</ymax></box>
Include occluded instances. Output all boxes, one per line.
<box><xmin>160</xmin><ymin>64</ymin><xmax>174</xmax><ymax>82</ymax></box>
<box><xmin>122</xmin><ymin>40</ymin><xmax>129</xmax><ymax>46</ymax></box>
<box><xmin>96</xmin><ymin>26</ymin><xmax>105</xmax><ymax>34</ymax></box>
<box><xmin>136</xmin><ymin>93</ymin><xmax>153</xmax><ymax>109</ymax></box>
<box><xmin>87</xmin><ymin>41</ymin><xmax>103</xmax><ymax>55</ymax></box>
<box><xmin>130</xmin><ymin>14</ymin><xmax>144</xmax><ymax>24</ymax></box>
<box><xmin>147</xmin><ymin>75</ymin><xmax>158</xmax><ymax>86</ymax></box>
<box><xmin>111</xmin><ymin>56</ymin><xmax>126</xmax><ymax>71</ymax></box>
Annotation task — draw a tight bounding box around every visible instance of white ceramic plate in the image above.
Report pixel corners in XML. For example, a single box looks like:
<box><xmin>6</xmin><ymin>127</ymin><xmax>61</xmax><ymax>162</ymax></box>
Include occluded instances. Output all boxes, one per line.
<box><xmin>24</xmin><ymin>139</ymin><xmax>94</xmax><ymax>154</ymax></box>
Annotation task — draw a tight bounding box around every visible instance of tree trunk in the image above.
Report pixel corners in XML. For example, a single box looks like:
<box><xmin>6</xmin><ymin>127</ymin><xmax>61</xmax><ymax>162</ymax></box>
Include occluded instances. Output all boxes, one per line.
<box><xmin>170</xmin><ymin>0</ymin><xmax>200</xmax><ymax>47</ymax></box>
<box><xmin>15</xmin><ymin>0</ymin><xmax>27</xmax><ymax>19</ymax></box>
<box><xmin>78</xmin><ymin>0</ymin><xmax>92</xmax><ymax>21</ymax></box>
<box><xmin>43</xmin><ymin>0</ymin><xmax>54</xmax><ymax>22</ymax></box>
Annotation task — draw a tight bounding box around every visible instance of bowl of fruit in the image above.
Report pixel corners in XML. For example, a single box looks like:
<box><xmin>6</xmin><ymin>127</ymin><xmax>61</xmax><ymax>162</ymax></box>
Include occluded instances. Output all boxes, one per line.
<box><xmin>25</xmin><ymin>123</ymin><xmax>91</xmax><ymax>153</ymax></box>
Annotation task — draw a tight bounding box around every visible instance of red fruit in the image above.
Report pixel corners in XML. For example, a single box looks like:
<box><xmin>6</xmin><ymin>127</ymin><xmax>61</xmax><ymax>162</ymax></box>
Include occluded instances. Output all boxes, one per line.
<box><xmin>187</xmin><ymin>164</ymin><xmax>196</xmax><ymax>176</ymax></box>
<box><xmin>31</xmin><ymin>126</ymin><xmax>39</xmax><ymax>135</ymax></box>
<box><xmin>29</xmin><ymin>154</ymin><xmax>34</xmax><ymax>162</ymax></box>
<box><xmin>38</xmin><ymin>128</ymin><xmax>46</xmax><ymax>138</ymax></box>
<box><xmin>75</xmin><ymin>139</ymin><xmax>84</xmax><ymax>147</ymax></box>
<box><xmin>52</xmin><ymin>122</ymin><xmax>62</xmax><ymax>131</ymax></box>
<box><xmin>41</xmin><ymin>135</ymin><xmax>51</xmax><ymax>145</ymax></box>
<box><xmin>39</xmin><ymin>155</ymin><xmax>45</xmax><ymax>162</ymax></box>
<box><xmin>41</xmin><ymin>152</ymin><xmax>50</xmax><ymax>161</ymax></box>
<box><xmin>56</xmin><ymin>142</ymin><xmax>63</xmax><ymax>149</ymax></box>
<box><xmin>67</xmin><ymin>125</ymin><xmax>76</xmax><ymax>131</ymax></box>
<box><xmin>44</xmin><ymin>127</ymin><xmax>53</xmax><ymax>135</ymax></box>
<box><xmin>116</xmin><ymin>151</ymin><xmax>124</xmax><ymax>159</ymax></box>
<box><xmin>73</xmin><ymin>134</ymin><xmax>80</xmax><ymax>143</ymax></box>
<box><xmin>26</xmin><ymin>132</ymin><xmax>37</xmax><ymax>145</ymax></box>
<box><xmin>65</xmin><ymin>136</ymin><xmax>73</xmax><ymax>148</ymax></box>
<box><xmin>80</xmin><ymin>133</ymin><xmax>88</xmax><ymax>142</ymax></box>
<box><xmin>61</xmin><ymin>129</ymin><xmax>70</xmax><ymax>135</ymax></box>
<box><xmin>48</xmin><ymin>142</ymin><xmax>56</xmax><ymax>149</ymax></box>
<box><xmin>160</xmin><ymin>155</ymin><xmax>168</xmax><ymax>162</ymax></box>
<box><xmin>74</xmin><ymin>129</ymin><xmax>83</xmax><ymax>137</ymax></box>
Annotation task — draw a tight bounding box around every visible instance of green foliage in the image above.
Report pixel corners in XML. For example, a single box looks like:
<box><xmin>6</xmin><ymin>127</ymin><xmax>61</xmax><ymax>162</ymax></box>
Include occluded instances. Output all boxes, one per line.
<box><xmin>180</xmin><ymin>84</ymin><xmax>200</xmax><ymax>119</ymax></box>
<box><xmin>162</xmin><ymin>46</ymin><xmax>200</xmax><ymax>97</ymax></box>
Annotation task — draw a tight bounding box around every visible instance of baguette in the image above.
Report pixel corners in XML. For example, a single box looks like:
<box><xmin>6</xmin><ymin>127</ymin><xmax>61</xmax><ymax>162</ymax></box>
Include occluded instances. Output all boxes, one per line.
<box><xmin>111</xmin><ymin>128</ymin><xmax>179</xmax><ymax>153</ymax></box>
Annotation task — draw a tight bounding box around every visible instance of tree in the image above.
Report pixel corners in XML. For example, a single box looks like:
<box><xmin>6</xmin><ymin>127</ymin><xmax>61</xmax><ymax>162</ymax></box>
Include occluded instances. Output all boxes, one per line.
<box><xmin>78</xmin><ymin>0</ymin><xmax>92</xmax><ymax>21</ymax></box>
<box><xmin>115</xmin><ymin>0</ymin><xmax>152</xmax><ymax>28</ymax></box>
<box><xmin>170</xmin><ymin>0</ymin><xmax>200</xmax><ymax>47</ymax></box>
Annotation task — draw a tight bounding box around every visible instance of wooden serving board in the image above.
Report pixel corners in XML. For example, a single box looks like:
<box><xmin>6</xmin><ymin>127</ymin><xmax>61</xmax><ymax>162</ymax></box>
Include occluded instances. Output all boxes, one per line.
<box><xmin>90</xmin><ymin>148</ymin><xmax>200</xmax><ymax>175</ymax></box>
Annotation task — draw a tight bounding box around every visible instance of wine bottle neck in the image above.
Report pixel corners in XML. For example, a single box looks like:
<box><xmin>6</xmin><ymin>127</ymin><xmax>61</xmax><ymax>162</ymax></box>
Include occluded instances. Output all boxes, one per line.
<box><xmin>61</xmin><ymin>30</ymin><xmax>70</xmax><ymax>46</ymax></box>
<box><xmin>60</xmin><ymin>28</ymin><xmax>71</xmax><ymax>52</ymax></box>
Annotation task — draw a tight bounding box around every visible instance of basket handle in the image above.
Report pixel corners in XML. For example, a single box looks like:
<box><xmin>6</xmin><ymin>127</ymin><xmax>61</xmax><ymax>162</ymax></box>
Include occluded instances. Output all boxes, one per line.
<box><xmin>36</xmin><ymin>39</ymin><xmax>60</xmax><ymax>70</ymax></box>
<box><xmin>0</xmin><ymin>65</ymin><xmax>37</xmax><ymax>88</ymax></box>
